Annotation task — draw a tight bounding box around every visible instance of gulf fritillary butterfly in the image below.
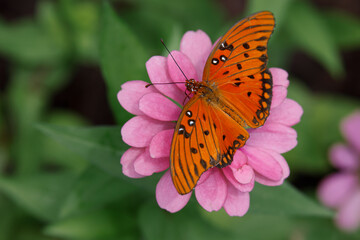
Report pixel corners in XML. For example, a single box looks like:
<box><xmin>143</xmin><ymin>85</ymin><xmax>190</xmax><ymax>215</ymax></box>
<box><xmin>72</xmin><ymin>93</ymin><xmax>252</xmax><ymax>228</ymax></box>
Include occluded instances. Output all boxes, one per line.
<box><xmin>170</xmin><ymin>11</ymin><xmax>275</xmax><ymax>195</ymax></box>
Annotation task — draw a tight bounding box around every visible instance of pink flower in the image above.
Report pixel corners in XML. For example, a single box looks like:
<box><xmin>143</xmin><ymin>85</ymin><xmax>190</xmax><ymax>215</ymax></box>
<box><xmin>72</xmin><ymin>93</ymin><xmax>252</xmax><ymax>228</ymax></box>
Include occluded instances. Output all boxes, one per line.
<box><xmin>318</xmin><ymin>111</ymin><xmax>360</xmax><ymax>231</ymax></box>
<box><xmin>118</xmin><ymin>30</ymin><xmax>303</xmax><ymax>216</ymax></box>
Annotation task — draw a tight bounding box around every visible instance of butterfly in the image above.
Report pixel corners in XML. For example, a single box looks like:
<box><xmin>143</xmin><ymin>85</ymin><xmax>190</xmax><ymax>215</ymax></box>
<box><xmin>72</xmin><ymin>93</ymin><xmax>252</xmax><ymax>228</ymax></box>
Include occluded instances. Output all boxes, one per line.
<box><xmin>170</xmin><ymin>11</ymin><xmax>275</xmax><ymax>195</ymax></box>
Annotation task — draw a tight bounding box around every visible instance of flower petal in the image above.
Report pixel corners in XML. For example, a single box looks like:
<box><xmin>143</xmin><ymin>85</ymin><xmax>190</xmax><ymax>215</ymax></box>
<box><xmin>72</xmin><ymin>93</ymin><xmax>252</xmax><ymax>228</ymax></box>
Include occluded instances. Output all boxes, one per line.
<box><xmin>222</xmin><ymin>166</ymin><xmax>254</xmax><ymax>192</ymax></box>
<box><xmin>252</xmin><ymin>149</ymin><xmax>290</xmax><ymax>186</ymax></box>
<box><xmin>120</xmin><ymin>147</ymin><xmax>146</xmax><ymax>178</ymax></box>
<box><xmin>149</xmin><ymin>129</ymin><xmax>173</xmax><ymax>158</ymax></box>
<box><xmin>271</xmin><ymin>86</ymin><xmax>287</xmax><ymax>109</ymax></box>
<box><xmin>134</xmin><ymin>148</ymin><xmax>169</xmax><ymax>176</ymax></box>
<box><xmin>223</xmin><ymin>184</ymin><xmax>250</xmax><ymax>217</ymax></box>
<box><xmin>180</xmin><ymin>30</ymin><xmax>212</xmax><ymax>79</ymax></box>
<box><xmin>195</xmin><ymin>168</ymin><xmax>227</xmax><ymax>211</ymax></box>
<box><xmin>146</xmin><ymin>56</ymin><xmax>184</xmax><ymax>104</ymax></box>
<box><xmin>168</xmin><ymin>51</ymin><xmax>198</xmax><ymax>92</ymax></box>
<box><xmin>139</xmin><ymin>92</ymin><xmax>181</xmax><ymax>121</ymax></box>
<box><xmin>267</xmin><ymin>98</ymin><xmax>303</xmax><ymax>127</ymax></box>
<box><xmin>156</xmin><ymin>170</ymin><xmax>192</xmax><ymax>213</ymax></box>
<box><xmin>336</xmin><ymin>190</ymin><xmax>360</xmax><ymax>231</ymax></box>
<box><xmin>121</xmin><ymin>115</ymin><xmax>174</xmax><ymax>148</ymax></box>
<box><xmin>242</xmin><ymin>146</ymin><xmax>283</xmax><ymax>182</ymax></box>
<box><xmin>270</xmin><ymin>68</ymin><xmax>289</xmax><ymax>88</ymax></box>
<box><xmin>341</xmin><ymin>111</ymin><xmax>360</xmax><ymax>152</ymax></box>
<box><xmin>317</xmin><ymin>172</ymin><xmax>358</xmax><ymax>208</ymax></box>
<box><xmin>330</xmin><ymin>143</ymin><xmax>359</xmax><ymax>170</ymax></box>
<box><xmin>118</xmin><ymin>80</ymin><xmax>158</xmax><ymax>115</ymax></box>
<box><xmin>247</xmin><ymin>123</ymin><xmax>297</xmax><ymax>153</ymax></box>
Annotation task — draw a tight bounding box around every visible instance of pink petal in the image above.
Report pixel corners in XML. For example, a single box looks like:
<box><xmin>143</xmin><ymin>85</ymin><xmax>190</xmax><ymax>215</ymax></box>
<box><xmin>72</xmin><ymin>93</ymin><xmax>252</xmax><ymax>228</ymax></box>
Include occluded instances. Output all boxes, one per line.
<box><xmin>270</xmin><ymin>68</ymin><xmax>289</xmax><ymax>88</ymax></box>
<box><xmin>247</xmin><ymin>123</ymin><xmax>297</xmax><ymax>153</ymax></box>
<box><xmin>317</xmin><ymin>172</ymin><xmax>358</xmax><ymax>208</ymax></box>
<box><xmin>117</xmin><ymin>80</ymin><xmax>158</xmax><ymax>115</ymax></box>
<box><xmin>149</xmin><ymin>129</ymin><xmax>173</xmax><ymax>158</ymax></box>
<box><xmin>242</xmin><ymin>146</ymin><xmax>283</xmax><ymax>182</ymax></box>
<box><xmin>330</xmin><ymin>143</ymin><xmax>359</xmax><ymax>170</ymax></box>
<box><xmin>223</xmin><ymin>184</ymin><xmax>250</xmax><ymax>216</ymax></box>
<box><xmin>230</xmin><ymin>150</ymin><xmax>248</xmax><ymax>169</ymax></box>
<box><xmin>336</xmin><ymin>190</ymin><xmax>360</xmax><ymax>231</ymax></box>
<box><xmin>341</xmin><ymin>111</ymin><xmax>360</xmax><ymax>152</ymax></box>
<box><xmin>120</xmin><ymin>147</ymin><xmax>146</xmax><ymax>178</ymax></box>
<box><xmin>134</xmin><ymin>148</ymin><xmax>169</xmax><ymax>176</ymax></box>
<box><xmin>271</xmin><ymin>86</ymin><xmax>287</xmax><ymax>109</ymax></box>
<box><xmin>222</xmin><ymin>166</ymin><xmax>254</xmax><ymax>192</ymax></box>
<box><xmin>180</xmin><ymin>30</ymin><xmax>212</xmax><ymax>79</ymax></box>
<box><xmin>167</xmin><ymin>51</ymin><xmax>198</xmax><ymax>92</ymax></box>
<box><xmin>252</xmin><ymin>149</ymin><xmax>290</xmax><ymax>186</ymax></box>
<box><xmin>156</xmin><ymin>170</ymin><xmax>191</xmax><ymax>213</ymax></box>
<box><xmin>267</xmin><ymin>98</ymin><xmax>303</xmax><ymax>127</ymax></box>
<box><xmin>139</xmin><ymin>92</ymin><xmax>181</xmax><ymax>121</ymax></box>
<box><xmin>121</xmin><ymin>115</ymin><xmax>174</xmax><ymax>148</ymax></box>
<box><xmin>195</xmin><ymin>168</ymin><xmax>227</xmax><ymax>211</ymax></box>
<box><xmin>146</xmin><ymin>56</ymin><xmax>184</xmax><ymax>104</ymax></box>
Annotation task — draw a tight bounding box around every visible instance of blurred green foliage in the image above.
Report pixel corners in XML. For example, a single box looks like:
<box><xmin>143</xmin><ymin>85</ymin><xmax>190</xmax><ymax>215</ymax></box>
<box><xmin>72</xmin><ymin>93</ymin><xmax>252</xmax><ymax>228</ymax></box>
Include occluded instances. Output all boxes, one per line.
<box><xmin>0</xmin><ymin>0</ymin><xmax>360</xmax><ymax>239</ymax></box>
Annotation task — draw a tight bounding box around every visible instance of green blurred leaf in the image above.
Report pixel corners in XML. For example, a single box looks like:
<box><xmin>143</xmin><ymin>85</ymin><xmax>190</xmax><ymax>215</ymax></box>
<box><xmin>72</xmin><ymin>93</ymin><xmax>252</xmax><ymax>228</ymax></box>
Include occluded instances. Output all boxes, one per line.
<box><xmin>137</xmin><ymin>0</ymin><xmax>224</xmax><ymax>38</ymax></box>
<box><xmin>46</xmin><ymin>201</ymin><xmax>139</xmax><ymax>240</ymax></box>
<box><xmin>38</xmin><ymin>124</ymin><xmax>161</xmax><ymax>193</ymax></box>
<box><xmin>45</xmin><ymin>210</ymin><xmax>119</xmax><ymax>240</ymax></box>
<box><xmin>59</xmin><ymin>166</ymin><xmax>136</xmax><ymax>218</ymax></box>
<box><xmin>100</xmin><ymin>2</ymin><xmax>148</xmax><ymax>124</ymax></box>
<box><xmin>245</xmin><ymin>0</ymin><xmax>293</xmax><ymax>27</ymax></box>
<box><xmin>324</xmin><ymin>10</ymin><xmax>360</xmax><ymax>49</ymax></box>
<box><xmin>0</xmin><ymin>19</ymin><xmax>64</xmax><ymax>65</ymax></box>
<box><xmin>201</xmin><ymin>211</ymin><xmax>294</xmax><ymax>240</ymax></box>
<box><xmin>286</xmin><ymin>0</ymin><xmax>344</xmax><ymax>77</ymax></box>
<box><xmin>59</xmin><ymin>0</ymin><xmax>100</xmax><ymax>62</ymax></box>
<box><xmin>0</xmin><ymin>172</ymin><xmax>76</xmax><ymax>221</ymax></box>
<box><xmin>8</xmin><ymin>66</ymin><xmax>70</xmax><ymax>174</ymax></box>
<box><xmin>250</xmin><ymin>182</ymin><xmax>332</xmax><ymax>217</ymax></box>
<box><xmin>286</xmin><ymin>80</ymin><xmax>360</xmax><ymax>173</ymax></box>
<box><xmin>138</xmin><ymin>200</ymin><xmax>234</xmax><ymax>240</ymax></box>
<box><xmin>37</xmin><ymin>124</ymin><xmax>126</xmax><ymax>178</ymax></box>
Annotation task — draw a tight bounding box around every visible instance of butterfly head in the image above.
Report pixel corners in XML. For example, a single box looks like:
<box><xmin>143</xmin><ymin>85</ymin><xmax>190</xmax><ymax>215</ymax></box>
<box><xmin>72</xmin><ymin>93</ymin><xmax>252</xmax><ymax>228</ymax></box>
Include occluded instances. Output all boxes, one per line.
<box><xmin>185</xmin><ymin>79</ymin><xmax>202</xmax><ymax>93</ymax></box>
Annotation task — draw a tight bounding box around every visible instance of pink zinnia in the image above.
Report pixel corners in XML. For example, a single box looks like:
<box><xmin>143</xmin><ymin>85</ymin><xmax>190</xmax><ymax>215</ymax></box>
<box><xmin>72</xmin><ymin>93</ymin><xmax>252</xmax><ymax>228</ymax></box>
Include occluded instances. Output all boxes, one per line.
<box><xmin>118</xmin><ymin>30</ymin><xmax>303</xmax><ymax>216</ymax></box>
<box><xmin>318</xmin><ymin>111</ymin><xmax>360</xmax><ymax>231</ymax></box>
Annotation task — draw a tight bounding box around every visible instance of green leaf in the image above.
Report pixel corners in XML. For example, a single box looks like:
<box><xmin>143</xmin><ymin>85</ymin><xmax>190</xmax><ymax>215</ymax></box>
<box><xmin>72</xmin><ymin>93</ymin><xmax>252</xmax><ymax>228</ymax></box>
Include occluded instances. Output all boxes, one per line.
<box><xmin>250</xmin><ymin>182</ymin><xmax>333</xmax><ymax>217</ymax></box>
<box><xmin>286</xmin><ymin>80</ymin><xmax>360</xmax><ymax>173</ymax></box>
<box><xmin>46</xmin><ymin>201</ymin><xmax>139</xmax><ymax>240</ymax></box>
<box><xmin>245</xmin><ymin>0</ymin><xmax>294</xmax><ymax>27</ymax></box>
<box><xmin>37</xmin><ymin>124</ymin><xmax>126</xmax><ymax>178</ymax></box>
<box><xmin>59</xmin><ymin>166</ymin><xmax>136</xmax><ymax>218</ymax></box>
<box><xmin>45</xmin><ymin>209</ymin><xmax>120</xmax><ymax>240</ymax></box>
<box><xmin>286</xmin><ymin>0</ymin><xmax>344</xmax><ymax>77</ymax></box>
<box><xmin>100</xmin><ymin>2</ymin><xmax>148</xmax><ymax>124</ymax></box>
<box><xmin>138</xmin><ymin>200</ymin><xmax>234</xmax><ymax>240</ymax></box>
<box><xmin>323</xmin><ymin>10</ymin><xmax>360</xmax><ymax>49</ymax></box>
<box><xmin>0</xmin><ymin>172</ymin><xmax>76</xmax><ymax>221</ymax></box>
<box><xmin>0</xmin><ymin>19</ymin><xmax>64</xmax><ymax>65</ymax></box>
<box><xmin>38</xmin><ymin>124</ymin><xmax>161</xmax><ymax>192</ymax></box>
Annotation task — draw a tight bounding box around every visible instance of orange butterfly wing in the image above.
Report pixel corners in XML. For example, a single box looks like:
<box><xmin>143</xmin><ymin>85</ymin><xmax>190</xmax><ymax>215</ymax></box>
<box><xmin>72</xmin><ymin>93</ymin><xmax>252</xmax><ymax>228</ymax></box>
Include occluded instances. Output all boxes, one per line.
<box><xmin>170</xmin><ymin>11</ymin><xmax>275</xmax><ymax>194</ymax></box>
<box><xmin>170</xmin><ymin>97</ymin><xmax>249</xmax><ymax>194</ymax></box>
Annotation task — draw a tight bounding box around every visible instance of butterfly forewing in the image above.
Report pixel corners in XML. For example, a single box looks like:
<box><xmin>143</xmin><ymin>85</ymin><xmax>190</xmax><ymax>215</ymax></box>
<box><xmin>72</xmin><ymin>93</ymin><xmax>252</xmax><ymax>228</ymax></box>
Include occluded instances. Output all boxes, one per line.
<box><xmin>170</xmin><ymin>97</ymin><xmax>221</xmax><ymax>194</ymax></box>
<box><xmin>203</xmin><ymin>11</ymin><xmax>274</xmax><ymax>83</ymax></box>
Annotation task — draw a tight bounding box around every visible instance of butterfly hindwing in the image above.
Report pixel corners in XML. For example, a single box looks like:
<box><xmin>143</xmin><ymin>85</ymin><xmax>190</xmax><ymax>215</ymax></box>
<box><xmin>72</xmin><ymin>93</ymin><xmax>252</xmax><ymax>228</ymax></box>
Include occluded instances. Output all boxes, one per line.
<box><xmin>218</xmin><ymin>69</ymin><xmax>273</xmax><ymax>128</ymax></box>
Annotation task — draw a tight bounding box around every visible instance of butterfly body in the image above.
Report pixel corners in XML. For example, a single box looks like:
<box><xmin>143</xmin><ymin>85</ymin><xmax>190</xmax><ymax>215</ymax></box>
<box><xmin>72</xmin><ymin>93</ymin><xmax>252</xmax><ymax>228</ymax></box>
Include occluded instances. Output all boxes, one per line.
<box><xmin>170</xmin><ymin>11</ymin><xmax>275</xmax><ymax>195</ymax></box>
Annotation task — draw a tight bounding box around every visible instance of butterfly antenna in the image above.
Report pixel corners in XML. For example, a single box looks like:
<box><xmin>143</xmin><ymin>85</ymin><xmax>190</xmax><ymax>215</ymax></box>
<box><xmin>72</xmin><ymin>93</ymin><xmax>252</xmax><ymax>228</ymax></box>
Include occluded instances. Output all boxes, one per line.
<box><xmin>145</xmin><ymin>39</ymin><xmax>189</xmax><ymax>88</ymax></box>
<box><xmin>161</xmin><ymin>39</ymin><xmax>189</xmax><ymax>81</ymax></box>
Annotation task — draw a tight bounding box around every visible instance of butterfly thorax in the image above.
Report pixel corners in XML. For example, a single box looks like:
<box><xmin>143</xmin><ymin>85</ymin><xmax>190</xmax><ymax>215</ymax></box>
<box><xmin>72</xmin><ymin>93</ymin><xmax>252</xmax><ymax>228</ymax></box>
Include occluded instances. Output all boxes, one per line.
<box><xmin>186</xmin><ymin>79</ymin><xmax>217</xmax><ymax>99</ymax></box>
